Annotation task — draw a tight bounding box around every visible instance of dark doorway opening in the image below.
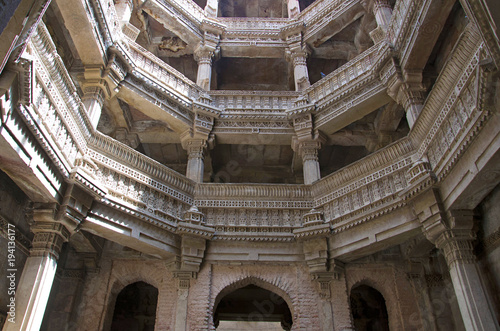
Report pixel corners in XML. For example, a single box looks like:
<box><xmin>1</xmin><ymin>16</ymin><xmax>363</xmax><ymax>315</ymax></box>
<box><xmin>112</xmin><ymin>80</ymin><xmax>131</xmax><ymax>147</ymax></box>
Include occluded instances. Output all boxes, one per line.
<box><xmin>110</xmin><ymin>281</ymin><xmax>158</xmax><ymax>331</ymax></box>
<box><xmin>214</xmin><ymin>284</ymin><xmax>293</xmax><ymax>330</ymax></box>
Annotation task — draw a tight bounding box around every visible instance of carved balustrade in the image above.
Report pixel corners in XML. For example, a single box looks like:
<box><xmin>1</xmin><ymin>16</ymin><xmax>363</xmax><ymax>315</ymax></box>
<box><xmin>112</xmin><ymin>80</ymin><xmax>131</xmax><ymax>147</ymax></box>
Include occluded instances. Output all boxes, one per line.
<box><xmin>127</xmin><ymin>41</ymin><xmax>200</xmax><ymax>103</ymax></box>
<box><xmin>385</xmin><ymin>0</ymin><xmax>420</xmax><ymax>52</ymax></box>
<box><xmin>27</xmin><ymin>23</ymin><xmax>91</xmax><ymax>173</ymax></box>
<box><xmin>158</xmin><ymin>0</ymin><xmax>206</xmax><ymax>23</ymax></box>
<box><xmin>218</xmin><ymin>17</ymin><xmax>289</xmax><ymax>31</ymax></box>
<box><xmin>300</xmin><ymin>0</ymin><xmax>360</xmax><ymax>42</ymax></box>
<box><xmin>209</xmin><ymin>90</ymin><xmax>299</xmax><ymax>111</ymax></box>
<box><xmin>194</xmin><ymin>184</ymin><xmax>313</xmax><ymax>239</ymax></box>
<box><xmin>306</xmin><ymin>44</ymin><xmax>380</xmax><ymax>105</ymax></box>
<box><xmin>312</xmin><ymin>138</ymin><xmax>414</xmax><ymax>228</ymax></box>
<box><xmin>412</xmin><ymin>24</ymin><xmax>486</xmax><ymax>180</ymax></box>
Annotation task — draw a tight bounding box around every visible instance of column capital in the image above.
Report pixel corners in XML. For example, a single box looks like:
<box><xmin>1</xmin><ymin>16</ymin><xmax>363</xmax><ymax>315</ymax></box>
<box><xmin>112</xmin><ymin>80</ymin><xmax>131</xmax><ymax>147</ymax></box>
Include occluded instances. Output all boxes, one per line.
<box><xmin>374</xmin><ymin>0</ymin><xmax>392</xmax><ymax>10</ymax></box>
<box><xmin>435</xmin><ymin>229</ymin><xmax>476</xmax><ymax>268</ymax></box>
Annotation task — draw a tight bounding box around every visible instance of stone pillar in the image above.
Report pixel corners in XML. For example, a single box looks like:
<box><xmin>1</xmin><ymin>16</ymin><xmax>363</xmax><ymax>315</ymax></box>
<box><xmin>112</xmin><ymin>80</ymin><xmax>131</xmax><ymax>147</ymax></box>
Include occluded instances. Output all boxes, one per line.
<box><xmin>398</xmin><ymin>82</ymin><xmax>426</xmax><ymax>129</ymax></box>
<box><xmin>292</xmin><ymin>52</ymin><xmax>311</xmax><ymax>91</ymax></box>
<box><xmin>287</xmin><ymin>0</ymin><xmax>301</xmax><ymax>18</ymax></box>
<box><xmin>184</xmin><ymin>139</ymin><xmax>206</xmax><ymax>183</ymax></box>
<box><xmin>4</xmin><ymin>222</ymin><xmax>70</xmax><ymax>331</ymax></box>
<box><xmin>293</xmin><ymin>140</ymin><xmax>321</xmax><ymax>185</ymax></box>
<box><xmin>82</xmin><ymin>86</ymin><xmax>105</xmax><ymax>129</ymax></box>
<box><xmin>195</xmin><ymin>51</ymin><xmax>214</xmax><ymax>91</ymax></box>
<box><xmin>435</xmin><ymin>227</ymin><xmax>499</xmax><ymax>331</ymax></box>
<box><xmin>204</xmin><ymin>0</ymin><xmax>219</xmax><ymax>17</ymax></box>
<box><xmin>114</xmin><ymin>0</ymin><xmax>133</xmax><ymax>24</ymax></box>
<box><xmin>373</xmin><ymin>0</ymin><xmax>392</xmax><ymax>31</ymax></box>
<box><xmin>301</xmin><ymin>142</ymin><xmax>321</xmax><ymax>185</ymax></box>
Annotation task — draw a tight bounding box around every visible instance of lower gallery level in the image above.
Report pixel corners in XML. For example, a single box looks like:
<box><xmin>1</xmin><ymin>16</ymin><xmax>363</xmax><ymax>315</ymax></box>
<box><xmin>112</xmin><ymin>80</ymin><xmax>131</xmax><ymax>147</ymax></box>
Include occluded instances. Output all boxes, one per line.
<box><xmin>1</xmin><ymin>0</ymin><xmax>500</xmax><ymax>330</ymax></box>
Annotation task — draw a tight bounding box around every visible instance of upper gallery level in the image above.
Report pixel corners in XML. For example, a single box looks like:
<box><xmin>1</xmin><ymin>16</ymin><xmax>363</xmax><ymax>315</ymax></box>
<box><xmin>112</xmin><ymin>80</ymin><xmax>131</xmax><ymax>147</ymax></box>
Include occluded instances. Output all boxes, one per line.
<box><xmin>35</xmin><ymin>0</ymin><xmax>473</xmax><ymax>186</ymax></box>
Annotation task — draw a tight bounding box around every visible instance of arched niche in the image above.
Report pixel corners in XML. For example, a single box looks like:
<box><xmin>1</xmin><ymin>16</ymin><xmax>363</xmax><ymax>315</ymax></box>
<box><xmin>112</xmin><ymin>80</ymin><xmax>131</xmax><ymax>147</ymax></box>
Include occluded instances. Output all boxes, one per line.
<box><xmin>109</xmin><ymin>281</ymin><xmax>158</xmax><ymax>331</ymax></box>
<box><xmin>350</xmin><ymin>284</ymin><xmax>390</xmax><ymax>331</ymax></box>
<box><xmin>213</xmin><ymin>279</ymin><xmax>294</xmax><ymax>331</ymax></box>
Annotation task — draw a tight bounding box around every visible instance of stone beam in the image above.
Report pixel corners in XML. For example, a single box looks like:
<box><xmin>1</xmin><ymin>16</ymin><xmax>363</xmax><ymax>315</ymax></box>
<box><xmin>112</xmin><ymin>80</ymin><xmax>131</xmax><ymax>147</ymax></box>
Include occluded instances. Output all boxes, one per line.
<box><xmin>400</xmin><ymin>0</ymin><xmax>456</xmax><ymax>72</ymax></box>
<box><xmin>83</xmin><ymin>202</ymin><xmax>181</xmax><ymax>259</ymax></box>
<box><xmin>140</xmin><ymin>0</ymin><xmax>203</xmax><ymax>46</ymax></box>
<box><xmin>54</xmin><ymin>0</ymin><xmax>106</xmax><ymax>65</ymax></box>
<box><xmin>459</xmin><ymin>0</ymin><xmax>500</xmax><ymax>68</ymax></box>
<box><xmin>304</xmin><ymin>1</ymin><xmax>365</xmax><ymax>48</ymax></box>
<box><xmin>315</xmin><ymin>80</ymin><xmax>391</xmax><ymax>134</ymax></box>
<box><xmin>329</xmin><ymin>205</ymin><xmax>421</xmax><ymax>262</ymax></box>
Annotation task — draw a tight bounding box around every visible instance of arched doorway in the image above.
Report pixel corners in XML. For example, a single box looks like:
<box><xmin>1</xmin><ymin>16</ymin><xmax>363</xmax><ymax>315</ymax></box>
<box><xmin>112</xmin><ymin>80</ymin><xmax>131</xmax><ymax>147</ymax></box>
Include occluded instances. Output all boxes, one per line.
<box><xmin>350</xmin><ymin>284</ymin><xmax>390</xmax><ymax>331</ymax></box>
<box><xmin>110</xmin><ymin>281</ymin><xmax>158</xmax><ymax>331</ymax></box>
<box><xmin>214</xmin><ymin>284</ymin><xmax>293</xmax><ymax>330</ymax></box>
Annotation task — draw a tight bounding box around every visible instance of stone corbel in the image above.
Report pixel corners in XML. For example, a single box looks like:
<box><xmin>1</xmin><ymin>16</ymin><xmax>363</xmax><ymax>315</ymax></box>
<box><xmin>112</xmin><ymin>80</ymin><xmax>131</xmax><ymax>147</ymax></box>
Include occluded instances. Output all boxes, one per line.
<box><xmin>173</xmin><ymin>206</ymin><xmax>215</xmax><ymax>282</ymax></box>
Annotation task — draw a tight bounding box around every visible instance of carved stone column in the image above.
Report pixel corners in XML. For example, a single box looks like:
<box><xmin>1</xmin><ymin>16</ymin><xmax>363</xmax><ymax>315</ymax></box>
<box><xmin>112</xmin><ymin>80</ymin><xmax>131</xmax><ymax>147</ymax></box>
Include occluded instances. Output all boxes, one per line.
<box><xmin>82</xmin><ymin>86</ymin><xmax>105</xmax><ymax>129</ymax></box>
<box><xmin>283</xmin><ymin>24</ymin><xmax>311</xmax><ymax>91</ymax></box>
<box><xmin>292</xmin><ymin>52</ymin><xmax>311</xmax><ymax>91</ymax></box>
<box><xmin>397</xmin><ymin>81</ymin><xmax>426</xmax><ymax>129</ymax></box>
<box><xmin>184</xmin><ymin>139</ymin><xmax>206</xmax><ymax>183</ymax></box>
<box><xmin>416</xmin><ymin>201</ymin><xmax>500</xmax><ymax>331</ymax></box>
<box><xmin>4</xmin><ymin>209</ymin><xmax>70</xmax><ymax>331</ymax></box>
<box><xmin>434</xmin><ymin>219</ymin><xmax>499</xmax><ymax>331</ymax></box>
<box><xmin>330</xmin><ymin>266</ymin><xmax>356</xmax><ymax>331</ymax></box>
<box><xmin>195</xmin><ymin>50</ymin><xmax>214</xmax><ymax>91</ymax></box>
<box><xmin>373</xmin><ymin>0</ymin><xmax>392</xmax><ymax>31</ymax></box>
<box><xmin>287</xmin><ymin>0</ymin><xmax>301</xmax><ymax>19</ymax></box>
<box><xmin>299</xmin><ymin>141</ymin><xmax>321</xmax><ymax>185</ymax></box>
<box><xmin>204</xmin><ymin>0</ymin><xmax>219</xmax><ymax>17</ymax></box>
<box><xmin>114</xmin><ymin>0</ymin><xmax>133</xmax><ymax>24</ymax></box>
<box><xmin>173</xmin><ymin>273</ymin><xmax>192</xmax><ymax>331</ymax></box>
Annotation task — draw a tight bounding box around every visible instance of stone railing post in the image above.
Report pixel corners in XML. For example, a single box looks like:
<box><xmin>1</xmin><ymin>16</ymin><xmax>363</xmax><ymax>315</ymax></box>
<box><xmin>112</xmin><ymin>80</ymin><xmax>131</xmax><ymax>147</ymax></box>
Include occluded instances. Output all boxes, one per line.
<box><xmin>114</xmin><ymin>0</ymin><xmax>133</xmax><ymax>25</ymax></box>
<box><xmin>4</xmin><ymin>206</ymin><xmax>71</xmax><ymax>331</ymax></box>
<box><xmin>370</xmin><ymin>0</ymin><xmax>393</xmax><ymax>43</ymax></box>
